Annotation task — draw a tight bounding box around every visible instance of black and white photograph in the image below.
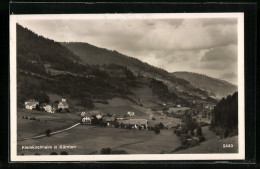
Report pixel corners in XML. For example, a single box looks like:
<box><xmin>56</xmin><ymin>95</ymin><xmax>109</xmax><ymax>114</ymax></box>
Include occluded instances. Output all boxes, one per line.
<box><xmin>9</xmin><ymin>13</ymin><xmax>244</xmax><ymax>161</ymax></box>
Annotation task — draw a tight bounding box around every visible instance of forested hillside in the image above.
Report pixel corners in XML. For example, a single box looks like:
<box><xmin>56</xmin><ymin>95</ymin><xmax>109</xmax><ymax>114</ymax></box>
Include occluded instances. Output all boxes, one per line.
<box><xmin>61</xmin><ymin>42</ymin><xmax>190</xmax><ymax>85</ymax></box>
<box><xmin>61</xmin><ymin>42</ymin><xmax>215</xmax><ymax>101</ymax></box>
<box><xmin>211</xmin><ymin>92</ymin><xmax>238</xmax><ymax>137</ymax></box>
<box><xmin>16</xmin><ymin>24</ymin><xmax>190</xmax><ymax>109</ymax></box>
<box><xmin>172</xmin><ymin>72</ymin><xmax>237</xmax><ymax>99</ymax></box>
<box><xmin>17</xmin><ymin>24</ymin><xmax>87</xmax><ymax>74</ymax></box>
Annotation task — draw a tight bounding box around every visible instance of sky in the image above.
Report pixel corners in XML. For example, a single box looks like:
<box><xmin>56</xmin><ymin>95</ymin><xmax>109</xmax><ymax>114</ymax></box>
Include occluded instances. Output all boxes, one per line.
<box><xmin>18</xmin><ymin>17</ymin><xmax>238</xmax><ymax>84</ymax></box>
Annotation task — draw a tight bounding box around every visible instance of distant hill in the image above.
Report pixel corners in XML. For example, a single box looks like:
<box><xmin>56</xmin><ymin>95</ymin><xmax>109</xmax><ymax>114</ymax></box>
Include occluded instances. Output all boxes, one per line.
<box><xmin>172</xmin><ymin>72</ymin><xmax>237</xmax><ymax>99</ymax></box>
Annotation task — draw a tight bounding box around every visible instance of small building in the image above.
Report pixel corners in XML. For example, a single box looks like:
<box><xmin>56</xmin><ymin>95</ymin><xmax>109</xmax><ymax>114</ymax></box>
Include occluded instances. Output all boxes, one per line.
<box><xmin>177</xmin><ymin>104</ymin><xmax>181</xmax><ymax>108</ymax></box>
<box><xmin>96</xmin><ymin>114</ymin><xmax>102</xmax><ymax>119</ymax></box>
<box><xmin>81</xmin><ymin>116</ymin><xmax>92</xmax><ymax>125</ymax></box>
<box><xmin>103</xmin><ymin>117</ymin><xmax>116</xmax><ymax>126</ymax></box>
<box><xmin>80</xmin><ymin>112</ymin><xmax>86</xmax><ymax>117</ymax></box>
<box><xmin>58</xmin><ymin>97</ymin><xmax>69</xmax><ymax>109</ymax></box>
<box><xmin>24</xmin><ymin>99</ymin><xmax>39</xmax><ymax>110</ymax></box>
<box><xmin>44</xmin><ymin>105</ymin><xmax>52</xmax><ymax>113</ymax></box>
<box><xmin>127</xmin><ymin>111</ymin><xmax>135</xmax><ymax>117</ymax></box>
<box><xmin>116</xmin><ymin>115</ymin><xmax>124</xmax><ymax>120</ymax></box>
<box><xmin>119</xmin><ymin>119</ymin><xmax>148</xmax><ymax>130</ymax></box>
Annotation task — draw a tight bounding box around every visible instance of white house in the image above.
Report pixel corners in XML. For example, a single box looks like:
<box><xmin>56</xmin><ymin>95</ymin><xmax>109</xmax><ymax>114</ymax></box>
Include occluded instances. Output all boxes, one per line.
<box><xmin>127</xmin><ymin>111</ymin><xmax>135</xmax><ymax>116</ymax></box>
<box><xmin>81</xmin><ymin>116</ymin><xmax>91</xmax><ymax>124</ymax></box>
<box><xmin>96</xmin><ymin>114</ymin><xmax>102</xmax><ymax>119</ymax></box>
<box><xmin>44</xmin><ymin>105</ymin><xmax>52</xmax><ymax>113</ymax></box>
<box><xmin>80</xmin><ymin>112</ymin><xmax>86</xmax><ymax>117</ymax></box>
<box><xmin>119</xmin><ymin>119</ymin><xmax>148</xmax><ymax>130</ymax></box>
<box><xmin>58</xmin><ymin>97</ymin><xmax>69</xmax><ymax>109</ymax></box>
<box><xmin>24</xmin><ymin>99</ymin><xmax>39</xmax><ymax>110</ymax></box>
<box><xmin>177</xmin><ymin>104</ymin><xmax>181</xmax><ymax>108</ymax></box>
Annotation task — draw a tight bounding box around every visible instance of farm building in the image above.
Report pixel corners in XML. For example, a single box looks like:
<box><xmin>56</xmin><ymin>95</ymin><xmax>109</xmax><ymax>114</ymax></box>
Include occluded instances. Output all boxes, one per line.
<box><xmin>24</xmin><ymin>99</ymin><xmax>39</xmax><ymax>110</ymax></box>
<box><xmin>44</xmin><ymin>105</ymin><xmax>53</xmax><ymax>113</ymax></box>
<box><xmin>103</xmin><ymin>117</ymin><xmax>116</xmax><ymax>126</ymax></box>
<box><xmin>58</xmin><ymin>97</ymin><xmax>69</xmax><ymax>109</ymax></box>
<box><xmin>127</xmin><ymin>111</ymin><xmax>135</xmax><ymax>116</ymax></box>
<box><xmin>116</xmin><ymin>115</ymin><xmax>124</xmax><ymax>120</ymax></box>
<box><xmin>177</xmin><ymin>104</ymin><xmax>182</xmax><ymax>108</ymax></box>
<box><xmin>119</xmin><ymin>119</ymin><xmax>148</xmax><ymax>130</ymax></box>
<box><xmin>80</xmin><ymin>112</ymin><xmax>86</xmax><ymax>117</ymax></box>
<box><xmin>96</xmin><ymin>114</ymin><xmax>102</xmax><ymax>119</ymax></box>
<box><xmin>81</xmin><ymin>116</ymin><xmax>92</xmax><ymax>125</ymax></box>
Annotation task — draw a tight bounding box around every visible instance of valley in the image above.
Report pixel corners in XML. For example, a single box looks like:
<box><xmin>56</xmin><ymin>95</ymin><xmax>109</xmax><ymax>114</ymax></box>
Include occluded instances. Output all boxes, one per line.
<box><xmin>16</xmin><ymin>23</ymin><xmax>238</xmax><ymax>156</ymax></box>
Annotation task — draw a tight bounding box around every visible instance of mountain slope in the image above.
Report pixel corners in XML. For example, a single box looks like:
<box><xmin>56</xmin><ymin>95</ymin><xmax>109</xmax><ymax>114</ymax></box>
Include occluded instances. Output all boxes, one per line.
<box><xmin>172</xmin><ymin>72</ymin><xmax>237</xmax><ymax>99</ymax></box>
<box><xmin>61</xmin><ymin>42</ymin><xmax>212</xmax><ymax>101</ymax></box>
<box><xmin>16</xmin><ymin>24</ymin><xmax>192</xmax><ymax>109</ymax></box>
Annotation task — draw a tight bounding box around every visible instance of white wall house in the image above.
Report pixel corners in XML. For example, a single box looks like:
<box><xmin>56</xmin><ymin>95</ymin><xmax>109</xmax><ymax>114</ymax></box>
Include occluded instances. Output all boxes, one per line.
<box><xmin>96</xmin><ymin>114</ymin><xmax>102</xmax><ymax>119</ymax></box>
<box><xmin>80</xmin><ymin>112</ymin><xmax>86</xmax><ymax>117</ymax></box>
<box><xmin>127</xmin><ymin>111</ymin><xmax>135</xmax><ymax>116</ymax></box>
<box><xmin>44</xmin><ymin>105</ymin><xmax>52</xmax><ymax>113</ymax></box>
<box><xmin>81</xmin><ymin>116</ymin><xmax>91</xmax><ymax>124</ymax></box>
<box><xmin>24</xmin><ymin>99</ymin><xmax>39</xmax><ymax>110</ymax></box>
<box><xmin>58</xmin><ymin>97</ymin><xmax>69</xmax><ymax>109</ymax></box>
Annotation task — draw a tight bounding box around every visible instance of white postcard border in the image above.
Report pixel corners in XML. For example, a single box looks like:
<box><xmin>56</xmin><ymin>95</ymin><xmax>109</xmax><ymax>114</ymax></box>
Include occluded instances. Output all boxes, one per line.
<box><xmin>10</xmin><ymin>13</ymin><xmax>245</xmax><ymax>161</ymax></box>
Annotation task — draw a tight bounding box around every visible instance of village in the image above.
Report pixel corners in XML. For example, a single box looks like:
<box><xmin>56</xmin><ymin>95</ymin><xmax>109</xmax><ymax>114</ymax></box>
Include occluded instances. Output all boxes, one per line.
<box><xmin>23</xmin><ymin>96</ymin><xmax>213</xmax><ymax>132</ymax></box>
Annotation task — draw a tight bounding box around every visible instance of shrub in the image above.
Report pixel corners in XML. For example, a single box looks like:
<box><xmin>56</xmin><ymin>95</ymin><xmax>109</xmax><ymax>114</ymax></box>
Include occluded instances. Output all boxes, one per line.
<box><xmin>157</xmin><ymin>122</ymin><xmax>164</xmax><ymax>129</ymax></box>
<box><xmin>36</xmin><ymin>104</ymin><xmax>41</xmax><ymax>111</ymax></box>
<box><xmin>152</xmin><ymin>117</ymin><xmax>156</xmax><ymax>120</ymax></box>
<box><xmin>181</xmin><ymin>139</ymin><xmax>188</xmax><ymax>145</ymax></box>
<box><xmin>224</xmin><ymin>129</ymin><xmax>230</xmax><ymax>138</ymax></box>
<box><xmin>199</xmin><ymin>136</ymin><xmax>206</xmax><ymax>143</ymax></box>
<box><xmin>45</xmin><ymin>129</ymin><xmax>51</xmax><ymax>137</ymax></box>
<box><xmin>196</xmin><ymin>126</ymin><xmax>202</xmax><ymax>136</ymax></box>
<box><xmin>100</xmin><ymin>148</ymin><xmax>112</xmax><ymax>154</ymax></box>
<box><xmin>138</xmin><ymin>125</ymin><xmax>142</xmax><ymax>130</ymax></box>
<box><xmin>190</xmin><ymin>139</ymin><xmax>199</xmax><ymax>147</ymax></box>
<box><xmin>50</xmin><ymin>152</ymin><xmax>58</xmax><ymax>155</ymax></box>
<box><xmin>148</xmin><ymin>126</ymin><xmax>154</xmax><ymax>131</ymax></box>
<box><xmin>60</xmin><ymin>151</ymin><xmax>68</xmax><ymax>155</ymax></box>
<box><xmin>126</xmin><ymin>124</ymin><xmax>132</xmax><ymax>129</ymax></box>
<box><xmin>114</xmin><ymin>122</ymin><xmax>119</xmax><ymax>128</ymax></box>
<box><xmin>154</xmin><ymin>126</ymin><xmax>160</xmax><ymax>134</ymax></box>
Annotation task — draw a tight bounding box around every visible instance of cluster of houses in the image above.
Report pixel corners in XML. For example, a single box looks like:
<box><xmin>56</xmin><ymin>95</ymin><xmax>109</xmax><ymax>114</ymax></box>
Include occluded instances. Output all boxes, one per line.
<box><xmin>80</xmin><ymin>111</ymin><xmax>148</xmax><ymax>130</ymax></box>
<box><xmin>24</xmin><ymin>97</ymin><xmax>69</xmax><ymax>113</ymax></box>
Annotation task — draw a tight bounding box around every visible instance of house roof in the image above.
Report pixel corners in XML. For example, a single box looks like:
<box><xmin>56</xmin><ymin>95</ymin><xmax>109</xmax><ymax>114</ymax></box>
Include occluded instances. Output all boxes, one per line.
<box><xmin>129</xmin><ymin>119</ymin><xmax>147</xmax><ymax>124</ymax></box>
<box><xmin>59</xmin><ymin>102</ymin><xmax>68</xmax><ymax>106</ymax></box>
<box><xmin>25</xmin><ymin>99</ymin><xmax>38</xmax><ymax>103</ymax></box>
<box><xmin>103</xmin><ymin>117</ymin><xmax>115</xmax><ymax>122</ymax></box>
<box><xmin>26</xmin><ymin>102</ymin><xmax>36</xmax><ymax>106</ymax></box>
<box><xmin>40</xmin><ymin>103</ymin><xmax>46</xmax><ymax>106</ymax></box>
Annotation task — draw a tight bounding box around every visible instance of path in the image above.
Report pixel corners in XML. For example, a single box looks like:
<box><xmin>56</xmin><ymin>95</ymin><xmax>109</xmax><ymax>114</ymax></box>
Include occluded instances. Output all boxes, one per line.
<box><xmin>18</xmin><ymin>123</ymin><xmax>81</xmax><ymax>141</ymax></box>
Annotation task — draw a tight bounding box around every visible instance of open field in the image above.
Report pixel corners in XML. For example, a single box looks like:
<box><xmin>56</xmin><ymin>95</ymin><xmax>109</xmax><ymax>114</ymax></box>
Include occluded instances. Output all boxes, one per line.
<box><xmin>17</xmin><ymin>125</ymin><xmax>181</xmax><ymax>155</ymax></box>
<box><xmin>168</xmin><ymin>107</ymin><xmax>190</xmax><ymax>113</ymax></box>
<box><xmin>17</xmin><ymin>108</ymin><xmax>80</xmax><ymax>139</ymax></box>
